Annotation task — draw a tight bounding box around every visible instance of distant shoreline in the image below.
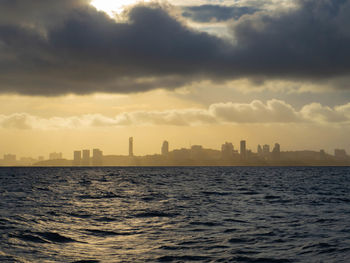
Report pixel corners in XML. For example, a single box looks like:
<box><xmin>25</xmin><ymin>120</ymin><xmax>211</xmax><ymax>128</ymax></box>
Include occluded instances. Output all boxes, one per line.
<box><xmin>1</xmin><ymin>165</ymin><xmax>350</xmax><ymax>168</ymax></box>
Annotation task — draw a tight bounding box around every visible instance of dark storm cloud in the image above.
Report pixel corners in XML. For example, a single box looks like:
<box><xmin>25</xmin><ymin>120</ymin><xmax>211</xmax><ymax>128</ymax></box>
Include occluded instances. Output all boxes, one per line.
<box><xmin>0</xmin><ymin>0</ymin><xmax>231</xmax><ymax>95</ymax></box>
<box><xmin>182</xmin><ymin>5</ymin><xmax>259</xmax><ymax>22</ymax></box>
<box><xmin>1</xmin><ymin>0</ymin><xmax>350</xmax><ymax>95</ymax></box>
<box><xmin>229</xmin><ymin>0</ymin><xmax>350</xmax><ymax>80</ymax></box>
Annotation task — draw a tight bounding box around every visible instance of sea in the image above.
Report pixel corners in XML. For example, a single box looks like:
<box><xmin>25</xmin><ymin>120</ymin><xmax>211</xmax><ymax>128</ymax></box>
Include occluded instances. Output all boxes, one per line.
<box><xmin>0</xmin><ymin>167</ymin><xmax>350</xmax><ymax>263</ymax></box>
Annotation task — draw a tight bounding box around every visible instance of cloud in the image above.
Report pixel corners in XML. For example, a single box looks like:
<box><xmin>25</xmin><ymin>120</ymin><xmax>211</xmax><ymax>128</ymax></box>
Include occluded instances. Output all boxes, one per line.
<box><xmin>182</xmin><ymin>5</ymin><xmax>259</xmax><ymax>22</ymax></box>
<box><xmin>1</xmin><ymin>100</ymin><xmax>350</xmax><ymax>130</ymax></box>
<box><xmin>1</xmin><ymin>0</ymin><xmax>350</xmax><ymax>95</ymax></box>
<box><xmin>0</xmin><ymin>113</ymin><xmax>33</xmax><ymax>129</ymax></box>
<box><xmin>210</xmin><ymin>100</ymin><xmax>301</xmax><ymax>123</ymax></box>
<box><xmin>300</xmin><ymin>103</ymin><xmax>349</xmax><ymax>123</ymax></box>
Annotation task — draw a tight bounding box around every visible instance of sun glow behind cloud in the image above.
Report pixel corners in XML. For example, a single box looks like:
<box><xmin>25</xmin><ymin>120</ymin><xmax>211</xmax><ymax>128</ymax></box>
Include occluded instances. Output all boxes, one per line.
<box><xmin>90</xmin><ymin>0</ymin><xmax>149</xmax><ymax>15</ymax></box>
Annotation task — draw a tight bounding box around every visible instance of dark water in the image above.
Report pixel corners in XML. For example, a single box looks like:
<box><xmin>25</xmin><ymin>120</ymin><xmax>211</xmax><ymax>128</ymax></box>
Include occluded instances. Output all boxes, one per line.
<box><xmin>1</xmin><ymin>167</ymin><xmax>350</xmax><ymax>262</ymax></box>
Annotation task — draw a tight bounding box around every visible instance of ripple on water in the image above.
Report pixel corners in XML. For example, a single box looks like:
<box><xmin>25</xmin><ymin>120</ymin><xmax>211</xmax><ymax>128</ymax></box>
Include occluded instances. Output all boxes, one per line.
<box><xmin>230</xmin><ymin>256</ymin><xmax>292</xmax><ymax>263</ymax></box>
<box><xmin>84</xmin><ymin>229</ymin><xmax>140</xmax><ymax>237</ymax></box>
<box><xmin>157</xmin><ymin>255</ymin><xmax>211</xmax><ymax>262</ymax></box>
<box><xmin>9</xmin><ymin>231</ymin><xmax>77</xmax><ymax>243</ymax></box>
<box><xmin>72</xmin><ymin>260</ymin><xmax>100</xmax><ymax>263</ymax></box>
<box><xmin>133</xmin><ymin>211</ymin><xmax>177</xmax><ymax>218</ymax></box>
<box><xmin>0</xmin><ymin>167</ymin><xmax>350</xmax><ymax>262</ymax></box>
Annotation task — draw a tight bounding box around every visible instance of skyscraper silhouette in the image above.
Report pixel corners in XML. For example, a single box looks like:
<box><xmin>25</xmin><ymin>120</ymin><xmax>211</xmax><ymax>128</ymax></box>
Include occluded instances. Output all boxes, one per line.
<box><xmin>272</xmin><ymin>143</ymin><xmax>281</xmax><ymax>160</ymax></box>
<box><xmin>82</xmin><ymin>149</ymin><xmax>90</xmax><ymax>166</ymax></box>
<box><xmin>92</xmin><ymin>148</ymin><xmax>103</xmax><ymax>165</ymax></box>
<box><xmin>73</xmin><ymin>151</ymin><xmax>81</xmax><ymax>166</ymax></box>
<box><xmin>240</xmin><ymin>140</ymin><xmax>246</xmax><ymax>160</ymax></box>
<box><xmin>129</xmin><ymin>137</ymin><xmax>134</xmax><ymax>157</ymax></box>
<box><xmin>162</xmin><ymin>141</ymin><xmax>169</xmax><ymax>156</ymax></box>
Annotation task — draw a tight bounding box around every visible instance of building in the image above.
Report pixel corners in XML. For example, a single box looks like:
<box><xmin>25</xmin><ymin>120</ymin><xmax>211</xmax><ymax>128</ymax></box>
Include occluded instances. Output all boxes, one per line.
<box><xmin>221</xmin><ymin>142</ymin><xmax>234</xmax><ymax>159</ymax></box>
<box><xmin>49</xmin><ymin>152</ymin><xmax>62</xmax><ymax>160</ymax></box>
<box><xmin>171</xmin><ymin>148</ymin><xmax>191</xmax><ymax>160</ymax></box>
<box><xmin>4</xmin><ymin>154</ymin><xmax>16</xmax><ymax>165</ymax></box>
<box><xmin>190</xmin><ymin>145</ymin><xmax>206</xmax><ymax>160</ymax></box>
<box><xmin>82</xmin><ymin>149</ymin><xmax>90</xmax><ymax>166</ymax></box>
<box><xmin>240</xmin><ymin>140</ymin><xmax>246</xmax><ymax>160</ymax></box>
<box><xmin>129</xmin><ymin>137</ymin><xmax>134</xmax><ymax>157</ymax></box>
<box><xmin>161</xmin><ymin>141</ymin><xmax>169</xmax><ymax>156</ymax></box>
<box><xmin>334</xmin><ymin>149</ymin><xmax>347</xmax><ymax>160</ymax></box>
<box><xmin>92</xmin><ymin>149</ymin><xmax>103</xmax><ymax>166</ymax></box>
<box><xmin>257</xmin><ymin>145</ymin><xmax>263</xmax><ymax>155</ymax></box>
<box><xmin>73</xmin><ymin>151</ymin><xmax>82</xmax><ymax>166</ymax></box>
<box><xmin>272</xmin><ymin>143</ymin><xmax>281</xmax><ymax>160</ymax></box>
<box><xmin>263</xmin><ymin>145</ymin><xmax>270</xmax><ymax>155</ymax></box>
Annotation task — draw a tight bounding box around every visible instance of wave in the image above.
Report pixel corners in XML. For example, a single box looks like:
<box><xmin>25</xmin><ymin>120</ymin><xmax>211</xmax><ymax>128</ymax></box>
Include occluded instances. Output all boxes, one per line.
<box><xmin>201</xmin><ymin>191</ymin><xmax>232</xmax><ymax>196</ymax></box>
<box><xmin>228</xmin><ymin>237</ymin><xmax>256</xmax><ymax>244</ymax></box>
<box><xmin>231</xmin><ymin>256</ymin><xmax>292</xmax><ymax>263</ymax></box>
<box><xmin>72</xmin><ymin>260</ymin><xmax>100</xmax><ymax>263</ymax></box>
<box><xmin>94</xmin><ymin>216</ymin><xmax>117</xmax><ymax>222</ymax></box>
<box><xmin>134</xmin><ymin>211</ymin><xmax>176</xmax><ymax>218</ymax></box>
<box><xmin>189</xmin><ymin>221</ymin><xmax>220</xmax><ymax>227</ymax></box>
<box><xmin>67</xmin><ymin>212</ymin><xmax>92</xmax><ymax>219</ymax></box>
<box><xmin>9</xmin><ymin>231</ymin><xmax>77</xmax><ymax>243</ymax></box>
<box><xmin>157</xmin><ymin>255</ymin><xmax>210</xmax><ymax>262</ymax></box>
<box><xmin>9</xmin><ymin>233</ymin><xmax>48</xmax><ymax>243</ymax></box>
<box><xmin>37</xmin><ymin>232</ymin><xmax>77</xmax><ymax>243</ymax></box>
<box><xmin>78</xmin><ymin>192</ymin><xmax>122</xmax><ymax>200</ymax></box>
<box><xmin>84</xmin><ymin>229</ymin><xmax>139</xmax><ymax>237</ymax></box>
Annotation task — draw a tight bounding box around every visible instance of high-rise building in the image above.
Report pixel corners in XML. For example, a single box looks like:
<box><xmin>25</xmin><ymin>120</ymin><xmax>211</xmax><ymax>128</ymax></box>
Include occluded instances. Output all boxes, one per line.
<box><xmin>257</xmin><ymin>145</ymin><xmax>263</xmax><ymax>155</ymax></box>
<box><xmin>273</xmin><ymin>143</ymin><xmax>280</xmax><ymax>153</ymax></box>
<box><xmin>73</xmin><ymin>151</ymin><xmax>82</xmax><ymax>166</ymax></box>
<box><xmin>82</xmin><ymin>149</ymin><xmax>90</xmax><ymax>166</ymax></box>
<box><xmin>240</xmin><ymin>140</ymin><xmax>246</xmax><ymax>160</ymax></box>
<box><xmin>129</xmin><ymin>137</ymin><xmax>134</xmax><ymax>157</ymax></box>
<box><xmin>272</xmin><ymin>143</ymin><xmax>281</xmax><ymax>160</ymax></box>
<box><xmin>162</xmin><ymin>140</ymin><xmax>169</xmax><ymax>156</ymax></box>
<box><xmin>92</xmin><ymin>149</ymin><xmax>103</xmax><ymax>166</ymax></box>
<box><xmin>221</xmin><ymin>142</ymin><xmax>234</xmax><ymax>159</ymax></box>
<box><xmin>263</xmin><ymin>145</ymin><xmax>270</xmax><ymax>155</ymax></box>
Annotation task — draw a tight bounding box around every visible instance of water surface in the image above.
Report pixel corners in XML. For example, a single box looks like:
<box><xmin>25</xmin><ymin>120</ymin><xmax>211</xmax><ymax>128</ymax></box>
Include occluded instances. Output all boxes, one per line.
<box><xmin>1</xmin><ymin>167</ymin><xmax>350</xmax><ymax>262</ymax></box>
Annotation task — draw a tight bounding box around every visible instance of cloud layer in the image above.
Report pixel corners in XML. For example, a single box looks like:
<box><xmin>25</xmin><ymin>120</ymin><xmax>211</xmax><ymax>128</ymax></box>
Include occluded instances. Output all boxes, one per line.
<box><xmin>1</xmin><ymin>100</ymin><xmax>350</xmax><ymax>130</ymax></box>
<box><xmin>1</xmin><ymin>0</ymin><xmax>350</xmax><ymax>95</ymax></box>
<box><xmin>182</xmin><ymin>5</ymin><xmax>259</xmax><ymax>22</ymax></box>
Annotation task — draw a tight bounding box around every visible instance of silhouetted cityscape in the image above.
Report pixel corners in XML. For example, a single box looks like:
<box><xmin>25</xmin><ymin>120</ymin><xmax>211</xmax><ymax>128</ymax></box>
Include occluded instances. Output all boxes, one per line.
<box><xmin>1</xmin><ymin>137</ymin><xmax>349</xmax><ymax>166</ymax></box>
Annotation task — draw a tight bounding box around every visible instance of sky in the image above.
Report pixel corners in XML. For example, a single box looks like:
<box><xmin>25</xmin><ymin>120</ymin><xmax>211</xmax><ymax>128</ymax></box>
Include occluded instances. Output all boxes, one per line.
<box><xmin>1</xmin><ymin>0</ymin><xmax>350</xmax><ymax>159</ymax></box>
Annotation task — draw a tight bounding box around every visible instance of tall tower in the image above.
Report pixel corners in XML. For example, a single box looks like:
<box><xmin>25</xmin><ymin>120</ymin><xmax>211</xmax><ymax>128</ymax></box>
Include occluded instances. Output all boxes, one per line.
<box><xmin>240</xmin><ymin>140</ymin><xmax>246</xmax><ymax>160</ymax></box>
<box><xmin>221</xmin><ymin>142</ymin><xmax>234</xmax><ymax>159</ymax></box>
<box><xmin>82</xmin><ymin>149</ymin><xmax>90</xmax><ymax>166</ymax></box>
<box><xmin>92</xmin><ymin>148</ymin><xmax>103</xmax><ymax>166</ymax></box>
<box><xmin>272</xmin><ymin>143</ymin><xmax>281</xmax><ymax>160</ymax></box>
<box><xmin>162</xmin><ymin>140</ymin><xmax>169</xmax><ymax>156</ymax></box>
<box><xmin>73</xmin><ymin>151</ymin><xmax>82</xmax><ymax>166</ymax></box>
<box><xmin>129</xmin><ymin>137</ymin><xmax>134</xmax><ymax>157</ymax></box>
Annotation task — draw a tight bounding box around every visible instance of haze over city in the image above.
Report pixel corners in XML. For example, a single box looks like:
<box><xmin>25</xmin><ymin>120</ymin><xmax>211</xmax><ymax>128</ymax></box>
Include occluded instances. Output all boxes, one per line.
<box><xmin>2</xmin><ymin>1</ymin><xmax>350</xmax><ymax>262</ymax></box>
<box><xmin>1</xmin><ymin>136</ymin><xmax>349</xmax><ymax>167</ymax></box>
<box><xmin>0</xmin><ymin>0</ymin><xmax>350</xmax><ymax>159</ymax></box>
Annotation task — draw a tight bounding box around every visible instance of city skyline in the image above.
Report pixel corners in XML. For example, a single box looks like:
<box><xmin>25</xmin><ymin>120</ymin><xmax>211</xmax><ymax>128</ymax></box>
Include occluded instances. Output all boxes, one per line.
<box><xmin>0</xmin><ymin>0</ymin><xmax>350</xmax><ymax>162</ymax></box>
<box><xmin>1</xmin><ymin>137</ymin><xmax>348</xmax><ymax>166</ymax></box>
